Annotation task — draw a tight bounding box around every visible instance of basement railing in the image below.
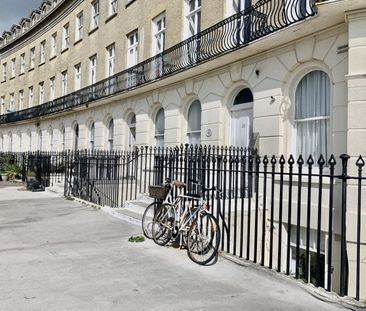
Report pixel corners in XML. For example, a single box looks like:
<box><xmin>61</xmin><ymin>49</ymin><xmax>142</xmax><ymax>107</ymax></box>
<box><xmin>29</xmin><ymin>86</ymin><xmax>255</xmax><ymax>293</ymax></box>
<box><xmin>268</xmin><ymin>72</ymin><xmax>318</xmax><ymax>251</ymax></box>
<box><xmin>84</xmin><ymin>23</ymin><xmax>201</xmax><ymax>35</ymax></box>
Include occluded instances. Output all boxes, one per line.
<box><xmin>0</xmin><ymin>0</ymin><xmax>316</xmax><ymax>125</ymax></box>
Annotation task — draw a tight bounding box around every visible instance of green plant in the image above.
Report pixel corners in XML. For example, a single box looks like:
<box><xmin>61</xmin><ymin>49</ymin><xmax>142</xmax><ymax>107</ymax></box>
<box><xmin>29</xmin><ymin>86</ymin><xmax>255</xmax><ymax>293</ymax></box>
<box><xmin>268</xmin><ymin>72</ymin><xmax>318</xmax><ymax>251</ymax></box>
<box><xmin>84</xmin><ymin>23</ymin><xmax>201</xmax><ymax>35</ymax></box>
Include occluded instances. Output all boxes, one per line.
<box><xmin>4</xmin><ymin>163</ymin><xmax>21</xmax><ymax>181</ymax></box>
<box><xmin>128</xmin><ymin>235</ymin><xmax>145</xmax><ymax>243</ymax></box>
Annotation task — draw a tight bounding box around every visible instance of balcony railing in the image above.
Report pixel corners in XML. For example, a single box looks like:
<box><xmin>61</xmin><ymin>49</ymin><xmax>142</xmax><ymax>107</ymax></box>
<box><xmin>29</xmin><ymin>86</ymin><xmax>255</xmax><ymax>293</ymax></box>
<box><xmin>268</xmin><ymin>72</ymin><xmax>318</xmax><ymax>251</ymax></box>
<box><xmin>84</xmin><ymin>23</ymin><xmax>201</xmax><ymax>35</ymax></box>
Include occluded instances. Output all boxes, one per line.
<box><xmin>0</xmin><ymin>0</ymin><xmax>316</xmax><ymax>125</ymax></box>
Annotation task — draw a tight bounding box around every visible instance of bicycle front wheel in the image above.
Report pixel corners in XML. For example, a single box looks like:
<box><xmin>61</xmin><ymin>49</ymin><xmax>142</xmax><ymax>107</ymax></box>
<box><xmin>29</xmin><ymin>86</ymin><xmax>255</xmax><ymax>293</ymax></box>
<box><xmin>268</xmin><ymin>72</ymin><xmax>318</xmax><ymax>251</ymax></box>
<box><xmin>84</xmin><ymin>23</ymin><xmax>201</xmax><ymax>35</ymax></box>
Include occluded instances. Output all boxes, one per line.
<box><xmin>142</xmin><ymin>201</ymin><xmax>162</xmax><ymax>239</ymax></box>
<box><xmin>187</xmin><ymin>213</ymin><xmax>220</xmax><ymax>265</ymax></box>
<box><xmin>152</xmin><ymin>204</ymin><xmax>174</xmax><ymax>246</ymax></box>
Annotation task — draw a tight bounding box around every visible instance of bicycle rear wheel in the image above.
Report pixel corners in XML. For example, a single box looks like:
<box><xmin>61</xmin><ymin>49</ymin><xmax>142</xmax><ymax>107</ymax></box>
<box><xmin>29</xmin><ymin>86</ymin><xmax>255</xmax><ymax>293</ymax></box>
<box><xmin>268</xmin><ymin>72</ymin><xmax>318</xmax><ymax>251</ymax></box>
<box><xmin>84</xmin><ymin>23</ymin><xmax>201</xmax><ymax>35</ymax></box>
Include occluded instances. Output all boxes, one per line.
<box><xmin>152</xmin><ymin>204</ymin><xmax>174</xmax><ymax>246</ymax></box>
<box><xmin>187</xmin><ymin>213</ymin><xmax>220</xmax><ymax>265</ymax></box>
<box><xmin>142</xmin><ymin>201</ymin><xmax>162</xmax><ymax>239</ymax></box>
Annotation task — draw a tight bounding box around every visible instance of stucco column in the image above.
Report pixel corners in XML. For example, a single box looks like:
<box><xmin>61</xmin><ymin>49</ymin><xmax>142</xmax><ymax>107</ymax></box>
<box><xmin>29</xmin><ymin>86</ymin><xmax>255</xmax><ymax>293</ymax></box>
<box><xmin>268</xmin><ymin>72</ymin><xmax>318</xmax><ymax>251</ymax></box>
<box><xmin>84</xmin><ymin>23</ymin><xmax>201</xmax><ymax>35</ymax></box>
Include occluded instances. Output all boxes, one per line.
<box><xmin>345</xmin><ymin>9</ymin><xmax>366</xmax><ymax>299</ymax></box>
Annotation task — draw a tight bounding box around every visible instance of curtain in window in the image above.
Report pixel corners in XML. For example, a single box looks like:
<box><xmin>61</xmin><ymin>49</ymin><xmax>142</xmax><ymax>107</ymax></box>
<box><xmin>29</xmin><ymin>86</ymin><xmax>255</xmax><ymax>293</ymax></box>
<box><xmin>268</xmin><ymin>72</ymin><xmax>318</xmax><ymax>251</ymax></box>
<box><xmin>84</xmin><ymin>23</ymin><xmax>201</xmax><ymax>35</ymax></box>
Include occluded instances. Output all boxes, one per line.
<box><xmin>187</xmin><ymin>100</ymin><xmax>201</xmax><ymax>145</ymax></box>
<box><xmin>295</xmin><ymin>70</ymin><xmax>330</xmax><ymax>161</ymax></box>
<box><xmin>155</xmin><ymin>108</ymin><xmax>165</xmax><ymax>148</ymax></box>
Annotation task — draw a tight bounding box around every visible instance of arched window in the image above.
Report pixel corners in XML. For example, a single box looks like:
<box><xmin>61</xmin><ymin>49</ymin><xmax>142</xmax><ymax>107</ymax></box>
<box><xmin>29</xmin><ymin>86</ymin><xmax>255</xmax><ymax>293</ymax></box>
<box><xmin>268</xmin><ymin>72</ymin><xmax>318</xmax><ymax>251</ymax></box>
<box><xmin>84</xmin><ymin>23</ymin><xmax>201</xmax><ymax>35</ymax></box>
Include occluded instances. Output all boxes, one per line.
<box><xmin>27</xmin><ymin>130</ymin><xmax>32</xmax><ymax>151</ymax></box>
<box><xmin>295</xmin><ymin>70</ymin><xmax>330</xmax><ymax>161</ymax></box>
<box><xmin>48</xmin><ymin>127</ymin><xmax>53</xmax><ymax>150</ymax></box>
<box><xmin>187</xmin><ymin>100</ymin><xmax>201</xmax><ymax>145</ymax></box>
<box><xmin>0</xmin><ymin>133</ymin><xmax>3</xmax><ymax>151</ymax></box>
<box><xmin>73</xmin><ymin>123</ymin><xmax>79</xmax><ymax>150</ymax></box>
<box><xmin>59</xmin><ymin>126</ymin><xmax>65</xmax><ymax>151</ymax></box>
<box><xmin>128</xmin><ymin>114</ymin><xmax>136</xmax><ymax>152</ymax></box>
<box><xmin>18</xmin><ymin>132</ymin><xmax>22</xmax><ymax>151</ymax></box>
<box><xmin>89</xmin><ymin>122</ymin><xmax>95</xmax><ymax>151</ymax></box>
<box><xmin>37</xmin><ymin>128</ymin><xmax>42</xmax><ymax>151</ymax></box>
<box><xmin>155</xmin><ymin>108</ymin><xmax>165</xmax><ymax>148</ymax></box>
<box><xmin>8</xmin><ymin>132</ymin><xmax>13</xmax><ymax>152</ymax></box>
<box><xmin>233</xmin><ymin>88</ymin><xmax>253</xmax><ymax>105</ymax></box>
<box><xmin>108</xmin><ymin>119</ymin><xmax>114</xmax><ymax>151</ymax></box>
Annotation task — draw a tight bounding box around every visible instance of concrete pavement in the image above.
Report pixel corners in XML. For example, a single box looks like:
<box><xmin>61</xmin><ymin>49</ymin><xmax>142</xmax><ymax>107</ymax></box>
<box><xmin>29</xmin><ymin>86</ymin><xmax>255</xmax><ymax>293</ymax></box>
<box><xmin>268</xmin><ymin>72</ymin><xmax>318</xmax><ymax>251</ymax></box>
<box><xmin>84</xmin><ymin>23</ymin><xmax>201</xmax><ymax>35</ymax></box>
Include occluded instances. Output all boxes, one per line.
<box><xmin>0</xmin><ymin>184</ymin><xmax>354</xmax><ymax>310</ymax></box>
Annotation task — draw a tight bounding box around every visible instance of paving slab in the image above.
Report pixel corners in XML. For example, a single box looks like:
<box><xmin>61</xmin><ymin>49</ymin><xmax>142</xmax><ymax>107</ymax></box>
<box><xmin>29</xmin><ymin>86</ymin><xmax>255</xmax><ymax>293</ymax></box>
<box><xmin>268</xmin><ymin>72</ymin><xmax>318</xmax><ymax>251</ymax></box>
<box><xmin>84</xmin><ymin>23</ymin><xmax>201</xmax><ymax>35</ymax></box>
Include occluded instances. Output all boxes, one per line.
<box><xmin>0</xmin><ymin>186</ymin><xmax>355</xmax><ymax>311</ymax></box>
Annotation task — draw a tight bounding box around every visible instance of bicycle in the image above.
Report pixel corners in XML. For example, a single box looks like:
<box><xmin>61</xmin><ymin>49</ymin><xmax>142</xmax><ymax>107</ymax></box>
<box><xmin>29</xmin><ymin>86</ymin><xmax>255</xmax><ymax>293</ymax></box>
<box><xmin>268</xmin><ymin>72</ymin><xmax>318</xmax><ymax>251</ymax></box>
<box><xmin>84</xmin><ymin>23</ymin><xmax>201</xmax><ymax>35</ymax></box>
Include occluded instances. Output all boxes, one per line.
<box><xmin>151</xmin><ymin>179</ymin><xmax>221</xmax><ymax>265</ymax></box>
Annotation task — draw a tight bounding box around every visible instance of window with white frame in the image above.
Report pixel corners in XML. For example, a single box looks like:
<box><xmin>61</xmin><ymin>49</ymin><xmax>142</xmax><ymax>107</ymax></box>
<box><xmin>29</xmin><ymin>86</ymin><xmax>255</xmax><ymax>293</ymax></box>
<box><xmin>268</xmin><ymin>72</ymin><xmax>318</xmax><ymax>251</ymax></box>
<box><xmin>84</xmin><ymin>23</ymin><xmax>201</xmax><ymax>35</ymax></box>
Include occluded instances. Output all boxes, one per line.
<box><xmin>153</xmin><ymin>13</ymin><xmax>166</xmax><ymax>55</ymax></box>
<box><xmin>185</xmin><ymin>0</ymin><xmax>201</xmax><ymax>38</ymax></box>
<box><xmin>60</xmin><ymin>126</ymin><xmax>65</xmax><ymax>151</ymax></box>
<box><xmin>61</xmin><ymin>71</ymin><xmax>68</xmax><ymax>96</ymax></box>
<box><xmin>227</xmin><ymin>0</ymin><xmax>248</xmax><ymax>16</ymax></box>
<box><xmin>187</xmin><ymin>100</ymin><xmax>201</xmax><ymax>145</ymax></box>
<box><xmin>89</xmin><ymin>122</ymin><xmax>95</xmax><ymax>150</ymax></box>
<box><xmin>295</xmin><ymin>70</ymin><xmax>330</xmax><ymax>161</ymax></box>
<box><xmin>106</xmin><ymin>44</ymin><xmax>115</xmax><ymax>77</ymax></box>
<box><xmin>0</xmin><ymin>96</ymin><xmax>5</xmax><ymax>114</ymax></box>
<box><xmin>11</xmin><ymin>58</ymin><xmax>16</xmax><ymax>77</ymax></box>
<box><xmin>40</xmin><ymin>41</ymin><xmax>46</xmax><ymax>64</ymax></box>
<box><xmin>109</xmin><ymin>0</ymin><xmax>118</xmax><ymax>16</ymax></box>
<box><xmin>10</xmin><ymin>93</ymin><xmax>14</xmax><ymax>111</ymax></box>
<box><xmin>91</xmin><ymin>0</ymin><xmax>99</xmax><ymax>29</ymax></box>
<box><xmin>2</xmin><ymin>63</ymin><xmax>6</xmax><ymax>81</ymax></box>
<box><xmin>76</xmin><ymin>12</ymin><xmax>84</xmax><ymax>41</ymax></box>
<box><xmin>108</xmin><ymin>119</ymin><xmax>114</xmax><ymax>150</ymax></box>
<box><xmin>29</xmin><ymin>86</ymin><xmax>33</xmax><ymax>108</ymax></box>
<box><xmin>39</xmin><ymin>82</ymin><xmax>44</xmax><ymax>105</ymax></box>
<box><xmin>89</xmin><ymin>55</ymin><xmax>97</xmax><ymax>84</ymax></box>
<box><xmin>127</xmin><ymin>31</ymin><xmax>138</xmax><ymax>68</ymax></box>
<box><xmin>51</xmin><ymin>33</ymin><xmax>57</xmax><ymax>57</ymax></box>
<box><xmin>20</xmin><ymin>53</ymin><xmax>25</xmax><ymax>73</ymax></box>
<box><xmin>155</xmin><ymin>108</ymin><xmax>165</xmax><ymax>148</ymax></box>
<box><xmin>30</xmin><ymin>47</ymin><xmax>35</xmax><ymax>68</ymax></box>
<box><xmin>74</xmin><ymin>63</ymin><xmax>81</xmax><ymax>91</ymax></box>
<box><xmin>19</xmin><ymin>90</ymin><xmax>24</xmax><ymax>110</ymax></box>
<box><xmin>62</xmin><ymin>23</ymin><xmax>70</xmax><ymax>50</ymax></box>
<box><xmin>50</xmin><ymin>77</ymin><xmax>55</xmax><ymax>100</ymax></box>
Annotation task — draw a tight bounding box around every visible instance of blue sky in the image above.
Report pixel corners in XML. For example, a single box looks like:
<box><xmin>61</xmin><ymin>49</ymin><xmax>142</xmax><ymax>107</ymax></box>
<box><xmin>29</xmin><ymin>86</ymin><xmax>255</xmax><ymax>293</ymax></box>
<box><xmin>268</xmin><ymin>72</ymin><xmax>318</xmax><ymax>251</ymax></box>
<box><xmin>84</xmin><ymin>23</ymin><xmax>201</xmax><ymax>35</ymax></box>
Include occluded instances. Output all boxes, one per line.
<box><xmin>0</xmin><ymin>0</ymin><xmax>42</xmax><ymax>33</ymax></box>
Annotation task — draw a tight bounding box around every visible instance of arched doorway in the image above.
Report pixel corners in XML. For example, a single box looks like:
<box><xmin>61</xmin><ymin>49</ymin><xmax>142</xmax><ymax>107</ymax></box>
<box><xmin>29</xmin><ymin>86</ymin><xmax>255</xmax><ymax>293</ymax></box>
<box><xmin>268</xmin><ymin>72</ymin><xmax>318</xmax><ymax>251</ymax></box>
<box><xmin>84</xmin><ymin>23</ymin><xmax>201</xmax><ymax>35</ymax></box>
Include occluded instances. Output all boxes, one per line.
<box><xmin>128</xmin><ymin>114</ymin><xmax>136</xmax><ymax>152</ymax></box>
<box><xmin>230</xmin><ymin>88</ymin><xmax>253</xmax><ymax>148</ymax></box>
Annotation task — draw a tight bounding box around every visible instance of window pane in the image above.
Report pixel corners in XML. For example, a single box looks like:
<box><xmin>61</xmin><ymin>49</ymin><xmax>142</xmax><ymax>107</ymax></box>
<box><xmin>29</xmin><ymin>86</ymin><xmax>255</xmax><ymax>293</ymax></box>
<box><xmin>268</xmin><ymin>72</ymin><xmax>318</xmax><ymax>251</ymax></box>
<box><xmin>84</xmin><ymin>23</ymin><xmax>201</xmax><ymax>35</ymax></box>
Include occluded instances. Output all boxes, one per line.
<box><xmin>188</xmin><ymin>100</ymin><xmax>201</xmax><ymax>132</ymax></box>
<box><xmin>155</xmin><ymin>108</ymin><xmax>165</xmax><ymax>135</ymax></box>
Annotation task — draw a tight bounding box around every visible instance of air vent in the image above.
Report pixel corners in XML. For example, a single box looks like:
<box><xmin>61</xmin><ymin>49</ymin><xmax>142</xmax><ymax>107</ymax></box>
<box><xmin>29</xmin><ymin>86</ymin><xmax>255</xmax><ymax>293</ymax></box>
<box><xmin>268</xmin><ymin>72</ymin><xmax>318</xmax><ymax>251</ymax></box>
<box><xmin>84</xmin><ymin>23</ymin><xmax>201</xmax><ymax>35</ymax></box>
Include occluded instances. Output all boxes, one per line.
<box><xmin>337</xmin><ymin>44</ymin><xmax>348</xmax><ymax>54</ymax></box>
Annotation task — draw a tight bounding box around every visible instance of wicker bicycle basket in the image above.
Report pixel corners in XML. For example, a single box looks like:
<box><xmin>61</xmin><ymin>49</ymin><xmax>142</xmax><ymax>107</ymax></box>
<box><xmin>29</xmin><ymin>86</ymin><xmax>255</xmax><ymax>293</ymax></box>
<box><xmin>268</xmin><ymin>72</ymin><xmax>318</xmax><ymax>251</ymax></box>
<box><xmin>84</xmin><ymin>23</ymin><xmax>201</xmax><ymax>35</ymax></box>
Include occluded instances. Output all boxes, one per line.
<box><xmin>149</xmin><ymin>185</ymin><xmax>168</xmax><ymax>200</ymax></box>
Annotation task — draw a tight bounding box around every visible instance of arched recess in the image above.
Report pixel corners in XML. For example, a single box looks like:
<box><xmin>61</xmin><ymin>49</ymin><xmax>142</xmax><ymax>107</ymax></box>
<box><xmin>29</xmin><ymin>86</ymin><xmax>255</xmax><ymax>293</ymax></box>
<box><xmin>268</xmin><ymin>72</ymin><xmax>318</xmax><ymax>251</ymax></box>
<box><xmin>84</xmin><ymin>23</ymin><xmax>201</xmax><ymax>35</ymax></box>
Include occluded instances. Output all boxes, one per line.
<box><xmin>154</xmin><ymin>108</ymin><xmax>165</xmax><ymax>148</ymax></box>
<box><xmin>88</xmin><ymin>121</ymin><xmax>95</xmax><ymax>151</ymax></box>
<box><xmin>0</xmin><ymin>132</ymin><xmax>4</xmax><ymax>151</ymax></box>
<box><xmin>17</xmin><ymin>131</ymin><xmax>22</xmax><ymax>151</ymax></box>
<box><xmin>127</xmin><ymin>112</ymin><xmax>136</xmax><ymax>152</ymax></box>
<box><xmin>47</xmin><ymin>126</ymin><xmax>53</xmax><ymax>151</ymax></box>
<box><xmin>26</xmin><ymin>129</ymin><xmax>32</xmax><ymax>151</ymax></box>
<box><xmin>186</xmin><ymin>100</ymin><xmax>201</xmax><ymax>145</ymax></box>
<box><xmin>59</xmin><ymin>124</ymin><xmax>66</xmax><ymax>151</ymax></box>
<box><xmin>229</xmin><ymin>87</ymin><xmax>254</xmax><ymax>148</ymax></box>
<box><xmin>72</xmin><ymin>121</ymin><xmax>79</xmax><ymax>151</ymax></box>
<box><xmin>107</xmin><ymin>118</ymin><xmax>114</xmax><ymax>151</ymax></box>
<box><xmin>294</xmin><ymin>70</ymin><xmax>331</xmax><ymax>161</ymax></box>
<box><xmin>36</xmin><ymin>127</ymin><xmax>43</xmax><ymax>151</ymax></box>
<box><xmin>8</xmin><ymin>131</ymin><xmax>13</xmax><ymax>152</ymax></box>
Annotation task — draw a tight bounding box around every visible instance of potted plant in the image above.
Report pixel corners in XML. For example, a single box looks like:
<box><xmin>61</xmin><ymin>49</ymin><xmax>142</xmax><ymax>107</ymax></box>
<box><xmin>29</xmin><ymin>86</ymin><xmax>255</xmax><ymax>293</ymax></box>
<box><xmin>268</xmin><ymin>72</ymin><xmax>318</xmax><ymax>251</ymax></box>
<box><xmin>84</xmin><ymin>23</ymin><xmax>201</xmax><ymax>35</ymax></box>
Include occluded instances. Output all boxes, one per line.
<box><xmin>4</xmin><ymin>163</ymin><xmax>21</xmax><ymax>181</ymax></box>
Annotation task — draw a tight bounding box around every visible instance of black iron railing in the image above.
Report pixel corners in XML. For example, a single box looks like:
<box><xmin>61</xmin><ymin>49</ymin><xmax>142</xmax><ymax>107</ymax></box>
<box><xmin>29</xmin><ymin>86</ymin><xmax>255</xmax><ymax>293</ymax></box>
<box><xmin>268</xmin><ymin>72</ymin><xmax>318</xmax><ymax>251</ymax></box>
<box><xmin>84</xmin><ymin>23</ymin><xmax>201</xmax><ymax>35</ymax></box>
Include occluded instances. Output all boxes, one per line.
<box><xmin>0</xmin><ymin>0</ymin><xmax>316</xmax><ymax>125</ymax></box>
<box><xmin>1</xmin><ymin>143</ymin><xmax>365</xmax><ymax>301</ymax></box>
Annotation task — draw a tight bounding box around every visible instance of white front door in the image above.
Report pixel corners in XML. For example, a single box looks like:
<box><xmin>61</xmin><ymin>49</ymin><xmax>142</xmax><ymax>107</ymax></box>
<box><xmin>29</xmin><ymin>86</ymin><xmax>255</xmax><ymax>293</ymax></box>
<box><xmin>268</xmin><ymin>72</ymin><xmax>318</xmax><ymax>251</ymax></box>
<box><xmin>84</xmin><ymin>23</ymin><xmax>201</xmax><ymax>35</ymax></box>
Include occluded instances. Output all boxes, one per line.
<box><xmin>231</xmin><ymin>106</ymin><xmax>253</xmax><ymax>148</ymax></box>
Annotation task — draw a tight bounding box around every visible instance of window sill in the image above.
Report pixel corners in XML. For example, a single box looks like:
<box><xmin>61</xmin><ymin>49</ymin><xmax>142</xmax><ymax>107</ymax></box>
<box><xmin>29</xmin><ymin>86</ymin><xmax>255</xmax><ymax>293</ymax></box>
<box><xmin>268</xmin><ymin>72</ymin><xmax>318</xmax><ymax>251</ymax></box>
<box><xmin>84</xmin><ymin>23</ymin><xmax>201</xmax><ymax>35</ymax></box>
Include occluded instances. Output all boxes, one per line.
<box><xmin>88</xmin><ymin>26</ymin><xmax>99</xmax><ymax>36</ymax></box>
<box><xmin>61</xmin><ymin>47</ymin><xmax>69</xmax><ymax>54</ymax></box>
<box><xmin>105</xmin><ymin>13</ymin><xmax>117</xmax><ymax>23</ymax></box>
<box><xmin>49</xmin><ymin>55</ymin><xmax>57</xmax><ymax>61</ymax></box>
<box><xmin>74</xmin><ymin>38</ymin><xmax>83</xmax><ymax>46</ymax></box>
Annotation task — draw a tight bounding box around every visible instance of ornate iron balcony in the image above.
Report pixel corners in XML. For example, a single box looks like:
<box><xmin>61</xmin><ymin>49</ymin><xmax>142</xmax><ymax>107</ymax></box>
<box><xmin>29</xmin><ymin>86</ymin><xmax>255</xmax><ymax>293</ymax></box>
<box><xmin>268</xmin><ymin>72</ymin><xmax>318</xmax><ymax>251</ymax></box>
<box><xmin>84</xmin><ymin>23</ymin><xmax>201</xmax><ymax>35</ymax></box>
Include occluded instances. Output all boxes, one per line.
<box><xmin>0</xmin><ymin>0</ymin><xmax>316</xmax><ymax>125</ymax></box>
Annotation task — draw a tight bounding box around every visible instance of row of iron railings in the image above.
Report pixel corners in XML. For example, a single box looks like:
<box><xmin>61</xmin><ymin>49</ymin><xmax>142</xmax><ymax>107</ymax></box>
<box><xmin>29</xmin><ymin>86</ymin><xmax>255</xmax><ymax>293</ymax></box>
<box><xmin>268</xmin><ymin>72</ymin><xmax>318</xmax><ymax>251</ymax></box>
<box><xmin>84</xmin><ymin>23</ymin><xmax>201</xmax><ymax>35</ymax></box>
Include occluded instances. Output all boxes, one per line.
<box><xmin>0</xmin><ymin>0</ymin><xmax>317</xmax><ymax>125</ymax></box>
<box><xmin>0</xmin><ymin>145</ymin><xmax>365</xmax><ymax>302</ymax></box>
